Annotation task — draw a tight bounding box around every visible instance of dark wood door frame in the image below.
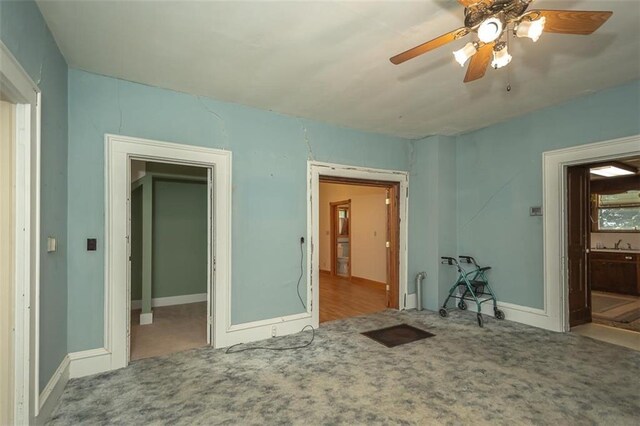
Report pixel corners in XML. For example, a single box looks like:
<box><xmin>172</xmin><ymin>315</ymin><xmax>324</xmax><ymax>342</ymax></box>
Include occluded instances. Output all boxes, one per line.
<box><xmin>320</xmin><ymin>176</ymin><xmax>400</xmax><ymax>309</ymax></box>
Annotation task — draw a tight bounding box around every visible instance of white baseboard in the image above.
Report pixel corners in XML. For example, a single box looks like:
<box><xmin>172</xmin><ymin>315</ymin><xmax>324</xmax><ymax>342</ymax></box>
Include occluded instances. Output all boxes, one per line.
<box><xmin>68</xmin><ymin>348</ymin><xmax>111</xmax><ymax>379</ymax></box>
<box><xmin>139</xmin><ymin>312</ymin><xmax>153</xmax><ymax>325</ymax></box>
<box><xmin>220</xmin><ymin>312</ymin><xmax>314</xmax><ymax>348</ymax></box>
<box><xmin>131</xmin><ymin>292</ymin><xmax>207</xmax><ymax>310</ymax></box>
<box><xmin>458</xmin><ymin>298</ymin><xmax>552</xmax><ymax>330</ymax></box>
<box><xmin>35</xmin><ymin>355</ymin><xmax>70</xmax><ymax>424</ymax></box>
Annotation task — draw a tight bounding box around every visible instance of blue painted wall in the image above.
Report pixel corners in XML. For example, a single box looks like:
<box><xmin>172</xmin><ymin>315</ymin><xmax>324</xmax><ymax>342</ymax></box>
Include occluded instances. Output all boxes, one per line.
<box><xmin>407</xmin><ymin>135</ymin><xmax>458</xmax><ymax>311</ymax></box>
<box><xmin>456</xmin><ymin>79</ymin><xmax>640</xmax><ymax>309</ymax></box>
<box><xmin>67</xmin><ymin>69</ymin><xmax>414</xmax><ymax>351</ymax></box>
<box><xmin>0</xmin><ymin>0</ymin><xmax>69</xmax><ymax>390</ymax></box>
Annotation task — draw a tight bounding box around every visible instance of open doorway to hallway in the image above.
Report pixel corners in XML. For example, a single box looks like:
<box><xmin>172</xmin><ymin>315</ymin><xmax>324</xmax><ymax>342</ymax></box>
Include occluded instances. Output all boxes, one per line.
<box><xmin>567</xmin><ymin>156</ymin><xmax>640</xmax><ymax>350</ymax></box>
<box><xmin>129</xmin><ymin>160</ymin><xmax>209</xmax><ymax>360</ymax></box>
<box><xmin>318</xmin><ymin>177</ymin><xmax>400</xmax><ymax>322</ymax></box>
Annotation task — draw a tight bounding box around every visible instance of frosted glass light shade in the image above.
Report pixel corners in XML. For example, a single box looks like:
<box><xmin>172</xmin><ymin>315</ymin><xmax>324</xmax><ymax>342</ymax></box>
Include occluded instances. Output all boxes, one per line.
<box><xmin>516</xmin><ymin>17</ymin><xmax>546</xmax><ymax>42</ymax></box>
<box><xmin>491</xmin><ymin>44</ymin><xmax>512</xmax><ymax>69</ymax></box>
<box><xmin>477</xmin><ymin>17</ymin><xmax>503</xmax><ymax>43</ymax></box>
<box><xmin>453</xmin><ymin>42</ymin><xmax>478</xmax><ymax>66</ymax></box>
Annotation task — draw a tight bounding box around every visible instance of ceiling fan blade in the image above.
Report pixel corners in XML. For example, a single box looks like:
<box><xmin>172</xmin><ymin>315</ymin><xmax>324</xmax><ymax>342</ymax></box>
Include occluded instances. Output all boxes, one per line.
<box><xmin>390</xmin><ymin>28</ymin><xmax>468</xmax><ymax>65</ymax></box>
<box><xmin>457</xmin><ymin>0</ymin><xmax>491</xmax><ymax>7</ymax></box>
<box><xmin>532</xmin><ymin>9</ymin><xmax>613</xmax><ymax>35</ymax></box>
<box><xmin>464</xmin><ymin>43</ymin><xmax>494</xmax><ymax>83</ymax></box>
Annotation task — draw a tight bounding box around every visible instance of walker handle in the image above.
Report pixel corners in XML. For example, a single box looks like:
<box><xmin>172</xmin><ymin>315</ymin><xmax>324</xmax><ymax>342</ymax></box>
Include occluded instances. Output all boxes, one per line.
<box><xmin>459</xmin><ymin>255</ymin><xmax>478</xmax><ymax>266</ymax></box>
<box><xmin>441</xmin><ymin>256</ymin><xmax>457</xmax><ymax>266</ymax></box>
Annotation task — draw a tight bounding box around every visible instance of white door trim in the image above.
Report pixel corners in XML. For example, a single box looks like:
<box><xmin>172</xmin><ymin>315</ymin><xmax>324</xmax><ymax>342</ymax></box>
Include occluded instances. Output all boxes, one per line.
<box><xmin>0</xmin><ymin>41</ymin><xmax>41</xmax><ymax>423</ymax></box>
<box><xmin>542</xmin><ymin>134</ymin><xmax>640</xmax><ymax>332</ymax></box>
<box><xmin>105</xmin><ymin>134</ymin><xmax>232</xmax><ymax>369</ymax></box>
<box><xmin>307</xmin><ymin>161</ymin><xmax>409</xmax><ymax>326</ymax></box>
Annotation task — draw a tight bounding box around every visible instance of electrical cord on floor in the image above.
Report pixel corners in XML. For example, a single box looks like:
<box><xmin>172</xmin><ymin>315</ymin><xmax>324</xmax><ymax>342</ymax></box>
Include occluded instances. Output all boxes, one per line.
<box><xmin>224</xmin><ymin>325</ymin><xmax>315</xmax><ymax>354</ymax></box>
<box><xmin>296</xmin><ymin>239</ymin><xmax>306</xmax><ymax>310</ymax></box>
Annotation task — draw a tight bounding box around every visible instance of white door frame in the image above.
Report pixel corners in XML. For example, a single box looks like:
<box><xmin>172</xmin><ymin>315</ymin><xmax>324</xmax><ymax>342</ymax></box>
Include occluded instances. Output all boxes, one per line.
<box><xmin>542</xmin><ymin>134</ymin><xmax>640</xmax><ymax>332</ymax></box>
<box><xmin>105</xmin><ymin>134</ymin><xmax>231</xmax><ymax>369</ymax></box>
<box><xmin>307</xmin><ymin>161</ymin><xmax>409</xmax><ymax>326</ymax></box>
<box><xmin>0</xmin><ymin>42</ymin><xmax>41</xmax><ymax>422</ymax></box>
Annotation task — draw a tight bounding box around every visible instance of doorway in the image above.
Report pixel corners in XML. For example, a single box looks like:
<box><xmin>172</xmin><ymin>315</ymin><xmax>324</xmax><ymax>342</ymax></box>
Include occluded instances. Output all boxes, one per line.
<box><xmin>567</xmin><ymin>156</ymin><xmax>640</xmax><ymax>347</ymax></box>
<box><xmin>0</xmin><ymin>42</ymin><xmax>40</xmax><ymax>423</ymax></box>
<box><xmin>318</xmin><ymin>176</ymin><xmax>400</xmax><ymax>322</ymax></box>
<box><xmin>106</xmin><ymin>134</ymin><xmax>232</xmax><ymax>370</ymax></box>
<box><xmin>128</xmin><ymin>160</ymin><xmax>209</xmax><ymax>360</ymax></box>
<box><xmin>330</xmin><ymin>199</ymin><xmax>351</xmax><ymax>278</ymax></box>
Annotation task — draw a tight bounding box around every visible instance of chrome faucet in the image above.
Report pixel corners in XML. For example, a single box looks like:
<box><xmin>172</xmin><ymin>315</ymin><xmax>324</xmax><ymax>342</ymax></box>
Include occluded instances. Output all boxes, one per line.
<box><xmin>614</xmin><ymin>239</ymin><xmax>623</xmax><ymax>249</ymax></box>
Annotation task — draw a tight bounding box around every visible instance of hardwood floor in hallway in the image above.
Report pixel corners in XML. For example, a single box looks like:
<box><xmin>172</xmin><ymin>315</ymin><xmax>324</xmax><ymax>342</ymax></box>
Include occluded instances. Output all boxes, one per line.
<box><xmin>320</xmin><ymin>272</ymin><xmax>387</xmax><ymax>323</ymax></box>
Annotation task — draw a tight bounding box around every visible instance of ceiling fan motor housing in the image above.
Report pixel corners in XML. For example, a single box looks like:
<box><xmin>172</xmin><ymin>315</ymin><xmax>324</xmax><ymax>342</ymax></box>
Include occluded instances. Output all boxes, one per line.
<box><xmin>464</xmin><ymin>0</ymin><xmax>531</xmax><ymax>29</ymax></box>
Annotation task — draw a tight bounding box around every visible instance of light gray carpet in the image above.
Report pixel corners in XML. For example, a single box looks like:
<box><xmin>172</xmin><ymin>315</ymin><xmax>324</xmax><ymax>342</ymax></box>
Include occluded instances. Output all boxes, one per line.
<box><xmin>49</xmin><ymin>310</ymin><xmax>640</xmax><ymax>425</ymax></box>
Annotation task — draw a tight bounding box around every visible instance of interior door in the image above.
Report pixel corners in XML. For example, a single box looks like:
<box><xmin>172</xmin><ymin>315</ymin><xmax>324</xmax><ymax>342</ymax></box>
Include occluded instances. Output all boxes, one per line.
<box><xmin>567</xmin><ymin>165</ymin><xmax>591</xmax><ymax>327</ymax></box>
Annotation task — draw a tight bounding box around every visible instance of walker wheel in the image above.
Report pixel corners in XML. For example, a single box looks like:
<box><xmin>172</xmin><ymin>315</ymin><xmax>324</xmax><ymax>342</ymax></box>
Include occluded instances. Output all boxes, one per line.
<box><xmin>439</xmin><ymin>308</ymin><xmax>448</xmax><ymax>318</ymax></box>
<box><xmin>457</xmin><ymin>301</ymin><xmax>467</xmax><ymax>310</ymax></box>
<box><xmin>494</xmin><ymin>309</ymin><xmax>505</xmax><ymax>320</ymax></box>
<box><xmin>477</xmin><ymin>313</ymin><xmax>484</xmax><ymax>327</ymax></box>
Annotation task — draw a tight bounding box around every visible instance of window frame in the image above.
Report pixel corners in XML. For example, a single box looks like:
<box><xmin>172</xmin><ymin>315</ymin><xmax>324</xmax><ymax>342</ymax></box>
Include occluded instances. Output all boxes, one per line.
<box><xmin>591</xmin><ymin>192</ymin><xmax>640</xmax><ymax>233</ymax></box>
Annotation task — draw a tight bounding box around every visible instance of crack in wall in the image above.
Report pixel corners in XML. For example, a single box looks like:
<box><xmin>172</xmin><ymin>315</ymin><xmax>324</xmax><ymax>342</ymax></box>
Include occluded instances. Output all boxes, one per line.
<box><xmin>461</xmin><ymin>169</ymin><xmax>523</xmax><ymax>229</ymax></box>
<box><xmin>198</xmin><ymin>97</ymin><xmax>229</xmax><ymax>149</ymax></box>
<box><xmin>299</xmin><ymin>120</ymin><xmax>315</xmax><ymax>161</ymax></box>
<box><xmin>36</xmin><ymin>61</ymin><xmax>44</xmax><ymax>85</ymax></box>
<box><xmin>408</xmin><ymin>140</ymin><xmax>417</xmax><ymax>174</ymax></box>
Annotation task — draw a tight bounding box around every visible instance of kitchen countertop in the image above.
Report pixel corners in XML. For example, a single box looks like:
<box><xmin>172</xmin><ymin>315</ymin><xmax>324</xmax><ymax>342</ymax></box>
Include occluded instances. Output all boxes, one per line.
<box><xmin>590</xmin><ymin>249</ymin><xmax>640</xmax><ymax>254</ymax></box>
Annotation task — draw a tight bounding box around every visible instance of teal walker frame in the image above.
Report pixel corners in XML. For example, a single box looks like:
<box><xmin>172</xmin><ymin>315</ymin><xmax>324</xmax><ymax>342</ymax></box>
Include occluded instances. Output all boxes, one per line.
<box><xmin>439</xmin><ymin>256</ymin><xmax>505</xmax><ymax>327</ymax></box>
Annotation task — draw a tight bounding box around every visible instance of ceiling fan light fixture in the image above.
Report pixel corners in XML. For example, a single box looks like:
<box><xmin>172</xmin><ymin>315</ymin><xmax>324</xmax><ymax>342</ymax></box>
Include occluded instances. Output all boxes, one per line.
<box><xmin>516</xmin><ymin>16</ymin><xmax>546</xmax><ymax>42</ymax></box>
<box><xmin>453</xmin><ymin>42</ymin><xmax>478</xmax><ymax>66</ymax></box>
<box><xmin>491</xmin><ymin>42</ymin><xmax>512</xmax><ymax>69</ymax></box>
<box><xmin>477</xmin><ymin>17</ymin><xmax>504</xmax><ymax>43</ymax></box>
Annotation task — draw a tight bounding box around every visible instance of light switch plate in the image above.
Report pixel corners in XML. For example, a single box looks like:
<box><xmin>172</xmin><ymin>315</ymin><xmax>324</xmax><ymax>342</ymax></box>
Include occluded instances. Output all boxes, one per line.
<box><xmin>47</xmin><ymin>237</ymin><xmax>56</xmax><ymax>253</ymax></box>
<box><xmin>530</xmin><ymin>206</ymin><xmax>543</xmax><ymax>216</ymax></box>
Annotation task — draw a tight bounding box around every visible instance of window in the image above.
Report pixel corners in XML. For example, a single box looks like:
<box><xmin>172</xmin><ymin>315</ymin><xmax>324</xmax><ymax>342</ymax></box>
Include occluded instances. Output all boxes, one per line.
<box><xmin>593</xmin><ymin>190</ymin><xmax>640</xmax><ymax>232</ymax></box>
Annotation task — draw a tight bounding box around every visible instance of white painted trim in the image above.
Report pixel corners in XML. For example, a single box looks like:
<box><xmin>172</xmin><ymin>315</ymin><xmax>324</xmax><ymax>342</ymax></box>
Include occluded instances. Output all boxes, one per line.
<box><xmin>68</xmin><ymin>348</ymin><xmax>112</xmax><ymax>379</ymax></box>
<box><xmin>1</xmin><ymin>41</ymin><xmax>40</xmax><ymax>423</ymax></box>
<box><xmin>139</xmin><ymin>312</ymin><xmax>153</xmax><ymax>325</ymax></box>
<box><xmin>130</xmin><ymin>292</ymin><xmax>208</xmax><ymax>310</ymax></box>
<box><xmin>35</xmin><ymin>356</ymin><xmax>69</xmax><ymax>425</ymax></box>
<box><xmin>454</xmin><ymin>299</ymin><xmax>551</xmax><ymax>330</ymax></box>
<box><xmin>307</xmin><ymin>161</ymin><xmax>410</xmax><ymax>328</ymax></box>
<box><xmin>224</xmin><ymin>313</ymin><xmax>313</xmax><ymax>346</ymax></box>
<box><xmin>542</xmin><ymin>134</ymin><xmax>640</xmax><ymax>332</ymax></box>
<box><xmin>105</xmin><ymin>134</ymin><xmax>232</xmax><ymax>371</ymax></box>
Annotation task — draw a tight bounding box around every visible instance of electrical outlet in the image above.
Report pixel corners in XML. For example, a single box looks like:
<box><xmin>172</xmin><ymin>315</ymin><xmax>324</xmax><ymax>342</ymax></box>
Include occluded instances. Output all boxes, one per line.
<box><xmin>300</xmin><ymin>236</ymin><xmax>305</xmax><ymax>244</ymax></box>
<box><xmin>271</xmin><ymin>325</ymin><xmax>277</xmax><ymax>337</ymax></box>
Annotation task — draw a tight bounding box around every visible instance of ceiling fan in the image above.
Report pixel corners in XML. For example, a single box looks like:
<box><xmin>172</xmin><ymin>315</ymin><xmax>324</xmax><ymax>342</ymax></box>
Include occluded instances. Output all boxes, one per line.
<box><xmin>389</xmin><ymin>0</ymin><xmax>613</xmax><ymax>83</ymax></box>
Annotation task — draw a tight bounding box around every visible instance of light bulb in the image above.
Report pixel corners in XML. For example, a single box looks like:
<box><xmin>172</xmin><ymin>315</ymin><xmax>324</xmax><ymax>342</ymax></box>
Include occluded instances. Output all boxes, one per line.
<box><xmin>491</xmin><ymin>43</ymin><xmax>512</xmax><ymax>69</ymax></box>
<box><xmin>477</xmin><ymin>17</ymin><xmax>504</xmax><ymax>43</ymax></box>
<box><xmin>453</xmin><ymin>42</ymin><xmax>478</xmax><ymax>67</ymax></box>
<box><xmin>516</xmin><ymin>16</ymin><xmax>546</xmax><ymax>42</ymax></box>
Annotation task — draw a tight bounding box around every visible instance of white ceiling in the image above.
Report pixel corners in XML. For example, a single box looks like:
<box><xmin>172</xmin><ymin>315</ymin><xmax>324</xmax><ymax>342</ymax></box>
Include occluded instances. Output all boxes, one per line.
<box><xmin>37</xmin><ymin>0</ymin><xmax>640</xmax><ymax>139</ymax></box>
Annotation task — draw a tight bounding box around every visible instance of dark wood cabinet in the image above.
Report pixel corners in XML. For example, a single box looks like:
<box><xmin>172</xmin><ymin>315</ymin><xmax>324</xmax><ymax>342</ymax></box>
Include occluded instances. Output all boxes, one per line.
<box><xmin>589</xmin><ymin>251</ymin><xmax>640</xmax><ymax>296</ymax></box>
